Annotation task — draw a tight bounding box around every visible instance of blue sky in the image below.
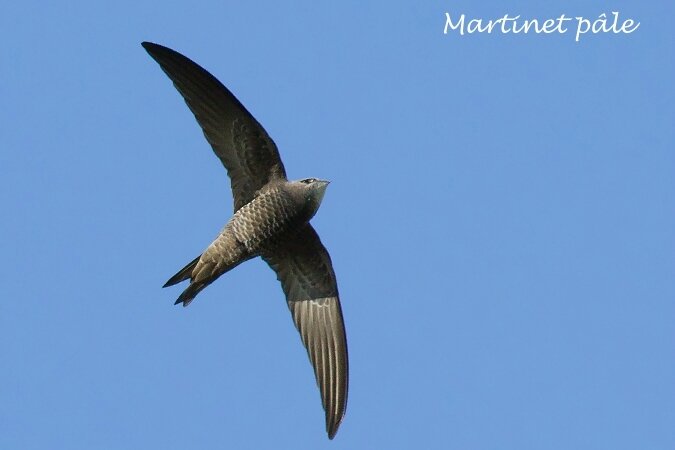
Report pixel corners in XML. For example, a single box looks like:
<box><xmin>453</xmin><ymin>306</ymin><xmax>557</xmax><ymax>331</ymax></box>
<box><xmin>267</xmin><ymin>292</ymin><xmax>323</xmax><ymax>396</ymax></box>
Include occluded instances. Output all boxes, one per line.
<box><xmin>1</xmin><ymin>1</ymin><xmax>673</xmax><ymax>449</ymax></box>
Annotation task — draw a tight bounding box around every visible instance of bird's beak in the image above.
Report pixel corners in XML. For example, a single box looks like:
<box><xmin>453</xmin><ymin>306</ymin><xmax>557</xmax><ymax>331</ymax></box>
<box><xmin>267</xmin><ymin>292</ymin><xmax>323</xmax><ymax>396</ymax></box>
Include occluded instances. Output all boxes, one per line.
<box><xmin>314</xmin><ymin>180</ymin><xmax>330</xmax><ymax>203</ymax></box>
<box><xmin>318</xmin><ymin>180</ymin><xmax>330</xmax><ymax>193</ymax></box>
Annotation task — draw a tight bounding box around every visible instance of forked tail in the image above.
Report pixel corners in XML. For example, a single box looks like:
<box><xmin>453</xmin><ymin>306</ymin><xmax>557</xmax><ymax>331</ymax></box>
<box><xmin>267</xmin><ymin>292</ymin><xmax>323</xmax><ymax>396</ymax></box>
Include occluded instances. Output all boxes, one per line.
<box><xmin>174</xmin><ymin>281</ymin><xmax>207</xmax><ymax>307</ymax></box>
<box><xmin>163</xmin><ymin>255</ymin><xmax>200</xmax><ymax>288</ymax></box>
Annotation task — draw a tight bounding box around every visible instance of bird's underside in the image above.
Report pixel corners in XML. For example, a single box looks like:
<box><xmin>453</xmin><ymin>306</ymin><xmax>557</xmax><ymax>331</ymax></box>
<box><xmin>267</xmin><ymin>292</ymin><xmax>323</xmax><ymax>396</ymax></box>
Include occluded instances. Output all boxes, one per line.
<box><xmin>142</xmin><ymin>41</ymin><xmax>348</xmax><ymax>439</ymax></box>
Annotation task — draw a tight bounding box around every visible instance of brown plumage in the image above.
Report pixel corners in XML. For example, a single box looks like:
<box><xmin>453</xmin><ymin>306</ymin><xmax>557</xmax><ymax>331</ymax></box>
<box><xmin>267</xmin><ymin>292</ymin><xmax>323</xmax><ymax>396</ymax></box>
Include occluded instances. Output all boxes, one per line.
<box><xmin>142</xmin><ymin>42</ymin><xmax>348</xmax><ymax>439</ymax></box>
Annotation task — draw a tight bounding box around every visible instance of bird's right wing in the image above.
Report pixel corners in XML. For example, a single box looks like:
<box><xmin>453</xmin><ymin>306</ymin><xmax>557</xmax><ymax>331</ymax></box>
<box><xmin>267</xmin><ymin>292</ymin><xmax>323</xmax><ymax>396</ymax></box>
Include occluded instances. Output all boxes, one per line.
<box><xmin>142</xmin><ymin>42</ymin><xmax>287</xmax><ymax>211</ymax></box>
<box><xmin>262</xmin><ymin>225</ymin><xmax>348</xmax><ymax>439</ymax></box>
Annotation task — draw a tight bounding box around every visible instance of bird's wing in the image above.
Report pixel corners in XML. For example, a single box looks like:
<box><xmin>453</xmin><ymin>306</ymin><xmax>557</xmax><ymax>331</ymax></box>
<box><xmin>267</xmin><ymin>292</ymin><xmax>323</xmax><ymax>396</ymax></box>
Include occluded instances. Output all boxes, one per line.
<box><xmin>142</xmin><ymin>42</ymin><xmax>287</xmax><ymax>211</ymax></box>
<box><xmin>262</xmin><ymin>225</ymin><xmax>348</xmax><ymax>439</ymax></box>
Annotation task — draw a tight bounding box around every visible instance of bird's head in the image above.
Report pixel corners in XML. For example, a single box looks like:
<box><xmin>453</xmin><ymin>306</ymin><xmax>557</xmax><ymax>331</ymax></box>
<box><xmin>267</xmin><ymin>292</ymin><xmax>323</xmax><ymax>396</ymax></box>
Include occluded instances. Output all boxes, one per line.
<box><xmin>291</xmin><ymin>177</ymin><xmax>330</xmax><ymax>216</ymax></box>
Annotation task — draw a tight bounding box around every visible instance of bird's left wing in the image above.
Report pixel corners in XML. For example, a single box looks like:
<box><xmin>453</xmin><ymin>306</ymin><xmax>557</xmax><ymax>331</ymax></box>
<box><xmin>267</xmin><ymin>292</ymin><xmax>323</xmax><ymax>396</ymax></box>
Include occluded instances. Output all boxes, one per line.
<box><xmin>142</xmin><ymin>42</ymin><xmax>287</xmax><ymax>211</ymax></box>
<box><xmin>262</xmin><ymin>225</ymin><xmax>348</xmax><ymax>439</ymax></box>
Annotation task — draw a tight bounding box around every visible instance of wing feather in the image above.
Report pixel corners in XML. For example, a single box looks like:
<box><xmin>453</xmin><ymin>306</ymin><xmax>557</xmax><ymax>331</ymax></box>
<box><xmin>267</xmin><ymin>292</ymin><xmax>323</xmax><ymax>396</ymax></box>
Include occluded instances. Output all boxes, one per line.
<box><xmin>263</xmin><ymin>225</ymin><xmax>348</xmax><ymax>439</ymax></box>
<box><xmin>142</xmin><ymin>42</ymin><xmax>287</xmax><ymax>210</ymax></box>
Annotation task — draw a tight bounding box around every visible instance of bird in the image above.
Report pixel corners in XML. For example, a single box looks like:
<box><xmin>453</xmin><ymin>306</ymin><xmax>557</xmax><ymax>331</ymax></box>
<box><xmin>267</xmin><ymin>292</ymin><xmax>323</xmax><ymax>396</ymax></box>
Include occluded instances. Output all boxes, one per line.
<box><xmin>142</xmin><ymin>42</ymin><xmax>348</xmax><ymax>439</ymax></box>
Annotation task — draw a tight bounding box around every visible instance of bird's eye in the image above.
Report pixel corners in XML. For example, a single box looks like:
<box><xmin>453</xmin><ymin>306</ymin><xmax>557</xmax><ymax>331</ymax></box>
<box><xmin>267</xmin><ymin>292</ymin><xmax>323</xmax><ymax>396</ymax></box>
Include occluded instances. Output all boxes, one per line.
<box><xmin>302</xmin><ymin>178</ymin><xmax>314</xmax><ymax>184</ymax></box>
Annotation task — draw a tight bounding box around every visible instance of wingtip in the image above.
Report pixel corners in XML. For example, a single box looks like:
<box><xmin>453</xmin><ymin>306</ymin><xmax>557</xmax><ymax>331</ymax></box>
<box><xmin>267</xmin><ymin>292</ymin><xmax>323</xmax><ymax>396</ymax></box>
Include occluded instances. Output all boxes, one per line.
<box><xmin>326</xmin><ymin>415</ymin><xmax>345</xmax><ymax>440</ymax></box>
<box><xmin>141</xmin><ymin>41</ymin><xmax>167</xmax><ymax>56</ymax></box>
<box><xmin>325</xmin><ymin>395</ymin><xmax>347</xmax><ymax>439</ymax></box>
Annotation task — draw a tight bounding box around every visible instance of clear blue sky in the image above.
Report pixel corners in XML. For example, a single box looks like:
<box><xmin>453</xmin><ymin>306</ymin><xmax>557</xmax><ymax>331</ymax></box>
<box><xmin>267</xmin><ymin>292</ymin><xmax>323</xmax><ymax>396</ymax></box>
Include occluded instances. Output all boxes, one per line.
<box><xmin>1</xmin><ymin>1</ymin><xmax>673</xmax><ymax>449</ymax></box>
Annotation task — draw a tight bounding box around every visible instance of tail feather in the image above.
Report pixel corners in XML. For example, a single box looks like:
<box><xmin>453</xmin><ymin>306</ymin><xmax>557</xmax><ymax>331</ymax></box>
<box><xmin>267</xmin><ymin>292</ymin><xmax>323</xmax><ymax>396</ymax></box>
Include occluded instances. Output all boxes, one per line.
<box><xmin>163</xmin><ymin>255</ymin><xmax>201</xmax><ymax>288</ymax></box>
<box><xmin>175</xmin><ymin>282</ymin><xmax>207</xmax><ymax>307</ymax></box>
